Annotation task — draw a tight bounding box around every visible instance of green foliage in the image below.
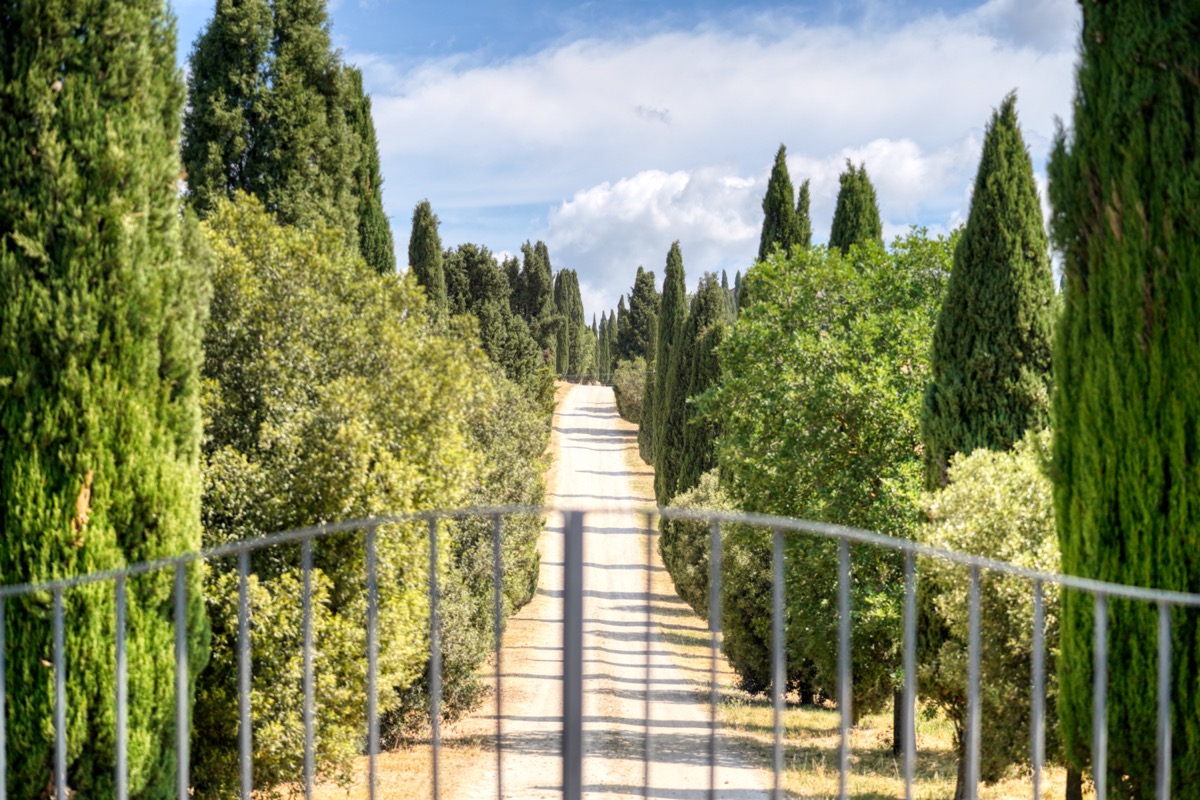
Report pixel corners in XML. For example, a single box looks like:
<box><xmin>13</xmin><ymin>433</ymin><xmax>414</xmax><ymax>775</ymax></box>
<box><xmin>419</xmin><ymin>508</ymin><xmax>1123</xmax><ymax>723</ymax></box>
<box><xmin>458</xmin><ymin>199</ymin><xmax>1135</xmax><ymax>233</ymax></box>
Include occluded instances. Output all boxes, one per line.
<box><xmin>515</xmin><ymin>241</ymin><xmax>558</xmax><ymax>355</ymax></box>
<box><xmin>184</xmin><ymin>0</ymin><xmax>361</xmax><ymax>248</ymax></box>
<box><xmin>712</xmin><ymin>231</ymin><xmax>952</xmax><ymax>713</ymax></box>
<box><xmin>1048</xmin><ymin>4</ymin><xmax>1200</xmax><ymax>795</ymax></box>
<box><xmin>194</xmin><ymin>195</ymin><xmax>506</xmax><ymax>795</ymax></box>
<box><xmin>0</xmin><ymin>3</ymin><xmax>210</xmax><ymax>795</ymax></box>
<box><xmin>552</xmin><ymin>269</ymin><xmax>586</xmax><ymax>377</ymax></box>
<box><xmin>638</xmin><ymin>360</ymin><xmax>656</xmax><ymax>464</ymax></box>
<box><xmin>920</xmin><ymin>431</ymin><xmax>1062</xmax><ymax>791</ymax></box>
<box><xmin>922</xmin><ymin>94</ymin><xmax>1054</xmax><ymax>490</ymax></box>
<box><xmin>408</xmin><ymin>200</ymin><xmax>448</xmax><ymax>322</ymax></box>
<box><xmin>345</xmin><ymin>68</ymin><xmax>396</xmax><ymax>274</ymax></box>
<box><xmin>758</xmin><ymin>144</ymin><xmax>801</xmax><ymax>261</ymax></box>
<box><xmin>828</xmin><ymin>160</ymin><xmax>883</xmax><ymax>254</ymax></box>
<box><xmin>650</xmin><ymin>242</ymin><xmax>687</xmax><ymax>489</ymax></box>
<box><xmin>612</xmin><ymin>358</ymin><xmax>648</xmax><ymax>423</ymax></box>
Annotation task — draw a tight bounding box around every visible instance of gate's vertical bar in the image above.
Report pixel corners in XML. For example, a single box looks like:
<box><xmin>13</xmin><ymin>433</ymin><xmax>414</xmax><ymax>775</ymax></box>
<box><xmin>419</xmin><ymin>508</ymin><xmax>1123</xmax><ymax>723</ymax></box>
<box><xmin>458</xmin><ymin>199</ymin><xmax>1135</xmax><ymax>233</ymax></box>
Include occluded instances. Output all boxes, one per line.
<box><xmin>1093</xmin><ymin>593</ymin><xmax>1108</xmax><ymax>800</ymax></box>
<box><xmin>837</xmin><ymin>539</ymin><xmax>851</xmax><ymax>800</ymax></box>
<box><xmin>643</xmin><ymin>511</ymin><xmax>655</xmax><ymax>799</ymax></box>
<box><xmin>966</xmin><ymin>567</ymin><xmax>981</xmax><ymax>800</ymax></box>
<box><xmin>175</xmin><ymin>563</ymin><xmax>190</xmax><ymax>798</ymax></box>
<box><xmin>563</xmin><ymin>510</ymin><xmax>586</xmax><ymax>800</ymax></box>
<box><xmin>1157</xmin><ymin>600</ymin><xmax>1172</xmax><ymax>800</ymax></box>
<box><xmin>238</xmin><ymin>550</ymin><xmax>252</xmax><ymax>800</ymax></box>
<box><xmin>771</xmin><ymin>528</ymin><xmax>785</xmax><ymax>800</ymax></box>
<box><xmin>53</xmin><ymin>588</ymin><xmax>66</xmax><ymax>800</ymax></box>
<box><xmin>492</xmin><ymin>514</ymin><xmax>504</xmax><ymax>800</ymax></box>
<box><xmin>366</xmin><ymin>526</ymin><xmax>379</xmax><ymax>800</ymax></box>
<box><xmin>1031</xmin><ymin>581</ymin><xmax>1045</xmax><ymax>800</ymax></box>
<box><xmin>115</xmin><ymin>577</ymin><xmax>127</xmax><ymax>800</ymax></box>
<box><xmin>429</xmin><ymin>518</ymin><xmax>442</xmax><ymax>800</ymax></box>
<box><xmin>302</xmin><ymin>538</ymin><xmax>315</xmax><ymax>800</ymax></box>
<box><xmin>0</xmin><ymin>596</ymin><xmax>5</xmax><ymax>800</ymax></box>
<box><xmin>708</xmin><ymin>519</ymin><xmax>723</xmax><ymax>800</ymax></box>
<box><xmin>902</xmin><ymin>551</ymin><xmax>916</xmax><ymax>800</ymax></box>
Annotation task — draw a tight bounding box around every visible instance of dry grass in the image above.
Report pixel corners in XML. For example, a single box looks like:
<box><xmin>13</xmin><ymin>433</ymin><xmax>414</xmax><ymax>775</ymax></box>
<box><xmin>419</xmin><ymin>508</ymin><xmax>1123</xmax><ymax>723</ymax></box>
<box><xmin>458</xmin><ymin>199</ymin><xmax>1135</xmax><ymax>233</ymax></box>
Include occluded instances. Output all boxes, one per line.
<box><xmin>613</xmin><ymin>405</ymin><xmax>1091</xmax><ymax>800</ymax></box>
<box><xmin>305</xmin><ymin>738</ymin><xmax>485</xmax><ymax>799</ymax></box>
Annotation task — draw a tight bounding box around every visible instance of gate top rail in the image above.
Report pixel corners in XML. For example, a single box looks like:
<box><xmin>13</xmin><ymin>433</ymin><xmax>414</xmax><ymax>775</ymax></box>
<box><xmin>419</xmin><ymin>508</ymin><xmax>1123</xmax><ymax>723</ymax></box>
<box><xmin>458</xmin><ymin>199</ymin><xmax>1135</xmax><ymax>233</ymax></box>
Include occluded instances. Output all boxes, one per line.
<box><xmin>4</xmin><ymin>504</ymin><xmax>1199</xmax><ymax>608</ymax></box>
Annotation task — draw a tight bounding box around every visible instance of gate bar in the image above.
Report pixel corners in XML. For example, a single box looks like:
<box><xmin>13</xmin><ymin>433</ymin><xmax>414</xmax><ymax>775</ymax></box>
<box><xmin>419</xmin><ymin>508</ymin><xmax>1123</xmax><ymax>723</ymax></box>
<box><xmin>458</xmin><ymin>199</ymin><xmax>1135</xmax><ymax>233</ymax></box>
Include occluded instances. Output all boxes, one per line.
<box><xmin>563</xmin><ymin>511</ymin><xmax>585</xmax><ymax>800</ymax></box>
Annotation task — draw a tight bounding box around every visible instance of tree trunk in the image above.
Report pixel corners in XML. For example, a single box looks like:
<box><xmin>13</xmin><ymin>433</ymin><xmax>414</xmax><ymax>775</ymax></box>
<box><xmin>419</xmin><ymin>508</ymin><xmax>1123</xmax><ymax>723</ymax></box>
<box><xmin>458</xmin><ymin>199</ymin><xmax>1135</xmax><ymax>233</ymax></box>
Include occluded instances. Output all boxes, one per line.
<box><xmin>892</xmin><ymin>689</ymin><xmax>905</xmax><ymax>757</ymax></box>
<box><xmin>798</xmin><ymin>680</ymin><xmax>814</xmax><ymax>707</ymax></box>
<box><xmin>952</xmin><ymin>743</ymin><xmax>968</xmax><ymax>800</ymax></box>
<box><xmin>1064</xmin><ymin>766</ymin><xmax>1083</xmax><ymax>800</ymax></box>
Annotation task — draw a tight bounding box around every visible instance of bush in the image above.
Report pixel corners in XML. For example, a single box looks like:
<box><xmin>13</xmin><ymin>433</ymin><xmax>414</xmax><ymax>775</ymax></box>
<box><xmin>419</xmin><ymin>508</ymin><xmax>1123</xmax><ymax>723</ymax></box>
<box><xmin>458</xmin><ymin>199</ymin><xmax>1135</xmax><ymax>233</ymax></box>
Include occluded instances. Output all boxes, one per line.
<box><xmin>661</xmin><ymin>471</ymin><xmax>795</xmax><ymax>695</ymax></box>
<box><xmin>195</xmin><ymin>195</ymin><xmax>497</xmax><ymax>796</ymax></box>
<box><xmin>919</xmin><ymin>430</ymin><xmax>1062</xmax><ymax>788</ymax></box>
<box><xmin>612</xmin><ymin>357</ymin><xmax>648</xmax><ymax>423</ymax></box>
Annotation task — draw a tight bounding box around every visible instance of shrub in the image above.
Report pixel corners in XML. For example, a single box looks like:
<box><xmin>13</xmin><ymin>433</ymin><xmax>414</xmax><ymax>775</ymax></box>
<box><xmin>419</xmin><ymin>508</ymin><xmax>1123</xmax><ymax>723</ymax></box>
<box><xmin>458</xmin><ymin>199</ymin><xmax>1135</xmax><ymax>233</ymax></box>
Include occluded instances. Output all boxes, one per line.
<box><xmin>612</xmin><ymin>358</ymin><xmax>648</xmax><ymax>423</ymax></box>
<box><xmin>920</xmin><ymin>431</ymin><xmax>1062</xmax><ymax>789</ymax></box>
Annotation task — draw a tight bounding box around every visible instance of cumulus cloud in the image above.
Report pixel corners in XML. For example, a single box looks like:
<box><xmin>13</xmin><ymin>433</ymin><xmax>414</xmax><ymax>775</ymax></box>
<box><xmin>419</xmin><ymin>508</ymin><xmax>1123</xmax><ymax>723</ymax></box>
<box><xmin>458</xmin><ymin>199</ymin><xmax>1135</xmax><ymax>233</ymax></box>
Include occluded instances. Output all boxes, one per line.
<box><xmin>352</xmin><ymin>0</ymin><xmax>1079</xmax><ymax>310</ymax></box>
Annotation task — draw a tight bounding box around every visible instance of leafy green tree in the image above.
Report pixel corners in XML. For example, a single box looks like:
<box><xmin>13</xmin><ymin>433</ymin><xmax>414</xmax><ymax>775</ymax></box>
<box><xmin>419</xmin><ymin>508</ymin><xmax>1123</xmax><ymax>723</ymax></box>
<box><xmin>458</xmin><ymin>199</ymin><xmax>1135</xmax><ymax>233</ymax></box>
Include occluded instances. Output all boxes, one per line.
<box><xmin>615</xmin><ymin>296</ymin><xmax>630</xmax><ymax>357</ymax></box>
<box><xmin>196</xmin><ymin>195</ymin><xmax>541</xmax><ymax>794</ymax></box>
<box><xmin>408</xmin><ymin>200</ymin><xmax>448</xmax><ymax>321</ymax></box>
<box><xmin>829</xmin><ymin>160</ymin><xmax>883</xmax><ymax>254</ymax></box>
<box><xmin>650</xmin><ymin>243</ymin><xmax>687</xmax><ymax>488</ymax></box>
<box><xmin>712</xmin><ymin>231</ymin><xmax>952</xmax><ymax>714</ymax></box>
<box><xmin>0</xmin><ymin>2</ymin><xmax>210</xmax><ymax>796</ymax></box>
<box><xmin>1049</xmin><ymin>5</ymin><xmax>1200</xmax><ymax>795</ymax></box>
<box><xmin>181</xmin><ymin>0</ymin><xmax>272</xmax><ymax>218</ymax></box>
<box><xmin>345</xmin><ymin>67</ymin><xmax>395</xmax><ymax>274</ymax></box>
<box><xmin>517</xmin><ymin>241</ymin><xmax>557</xmax><ymax>355</ymax></box>
<box><xmin>796</xmin><ymin>178</ymin><xmax>812</xmax><ymax>248</ymax></box>
<box><xmin>922</xmin><ymin>94</ymin><xmax>1054</xmax><ymax>489</ymax></box>
<box><xmin>920</xmin><ymin>431</ymin><xmax>1065</xmax><ymax>800</ymax></box>
<box><xmin>758</xmin><ymin>144</ymin><xmax>800</xmax><ymax>261</ymax></box>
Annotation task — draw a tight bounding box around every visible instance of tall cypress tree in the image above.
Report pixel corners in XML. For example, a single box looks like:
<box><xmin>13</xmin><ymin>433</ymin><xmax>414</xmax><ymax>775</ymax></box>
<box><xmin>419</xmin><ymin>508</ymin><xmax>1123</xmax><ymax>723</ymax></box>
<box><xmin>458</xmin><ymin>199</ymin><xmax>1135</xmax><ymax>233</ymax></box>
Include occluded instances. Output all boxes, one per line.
<box><xmin>673</xmin><ymin>275</ymin><xmax>729</xmax><ymax>498</ymax></box>
<box><xmin>345</xmin><ymin>67</ymin><xmax>395</xmax><ymax>274</ymax></box>
<box><xmin>796</xmin><ymin>178</ymin><xmax>813</xmax><ymax>248</ymax></box>
<box><xmin>553</xmin><ymin>270</ymin><xmax>572</xmax><ymax>375</ymax></box>
<box><xmin>1050</xmin><ymin>4</ymin><xmax>1200</xmax><ymax>796</ymax></box>
<box><xmin>0</xmin><ymin>3</ymin><xmax>210</xmax><ymax>796</ymax></box>
<box><xmin>615</xmin><ymin>296</ymin><xmax>630</xmax><ymax>357</ymax></box>
<box><xmin>519</xmin><ymin>241</ymin><xmax>557</xmax><ymax>353</ymax></box>
<box><xmin>181</xmin><ymin>0</ymin><xmax>272</xmax><ymax>218</ymax></box>
<box><xmin>829</xmin><ymin>160</ymin><xmax>883</xmax><ymax>254</ymax></box>
<box><xmin>922</xmin><ymin>93</ymin><xmax>1055</xmax><ymax>490</ymax></box>
<box><xmin>408</xmin><ymin>200</ymin><xmax>447</xmax><ymax>321</ymax></box>
<box><xmin>621</xmin><ymin>266</ymin><xmax>659</xmax><ymax>361</ymax></box>
<box><xmin>758</xmin><ymin>144</ymin><xmax>799</xmax><ymax>261</ymax></box>
<box><xmin>651</xmin><ymin>242</ymin><xmax>687</xmax><ymax>498</ymax></box>
<box><xmin>183</xmin><ymin>0</ymin><xmax>362</xmax><ymax>249</ymax></box>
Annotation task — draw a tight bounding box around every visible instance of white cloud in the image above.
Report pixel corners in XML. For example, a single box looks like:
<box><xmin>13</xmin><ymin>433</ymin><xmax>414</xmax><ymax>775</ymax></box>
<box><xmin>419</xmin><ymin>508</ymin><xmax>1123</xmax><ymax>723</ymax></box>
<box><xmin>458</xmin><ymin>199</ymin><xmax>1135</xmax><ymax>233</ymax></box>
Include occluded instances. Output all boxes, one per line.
<box><xmin>353</xmin><ymin>0</ymin><xmax>1080</xmax><ymax>311</ymax></box>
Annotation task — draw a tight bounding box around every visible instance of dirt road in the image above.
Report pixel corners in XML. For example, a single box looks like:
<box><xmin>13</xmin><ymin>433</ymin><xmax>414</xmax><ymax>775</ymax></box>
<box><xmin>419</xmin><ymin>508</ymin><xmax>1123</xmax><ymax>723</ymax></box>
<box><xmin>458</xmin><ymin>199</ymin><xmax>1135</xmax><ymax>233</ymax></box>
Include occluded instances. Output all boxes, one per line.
<box><xmin>451</xmin><ymin>385</ymin><xmax>771</xmax><ymax>799</ymax></box>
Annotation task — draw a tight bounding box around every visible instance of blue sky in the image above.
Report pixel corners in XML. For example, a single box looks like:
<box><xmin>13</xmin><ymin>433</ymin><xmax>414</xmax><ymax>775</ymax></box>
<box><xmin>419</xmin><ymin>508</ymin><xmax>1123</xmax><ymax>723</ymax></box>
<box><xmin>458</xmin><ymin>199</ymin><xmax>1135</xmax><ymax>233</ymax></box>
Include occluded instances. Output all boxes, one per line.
<box><xmin>172</xmin><ymin>0</ymin><xmax>1081</xmax><ymax>315</ymax></box>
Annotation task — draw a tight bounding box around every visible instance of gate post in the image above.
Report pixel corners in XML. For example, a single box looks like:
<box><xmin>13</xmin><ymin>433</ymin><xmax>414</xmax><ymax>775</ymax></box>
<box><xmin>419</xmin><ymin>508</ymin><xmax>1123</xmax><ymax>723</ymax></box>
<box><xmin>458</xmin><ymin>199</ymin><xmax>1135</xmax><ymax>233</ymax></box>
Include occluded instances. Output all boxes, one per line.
<box><xmin>562</xmin><ymin>510</ymin><xmax>585</xmax><ymax>800</ymax></box>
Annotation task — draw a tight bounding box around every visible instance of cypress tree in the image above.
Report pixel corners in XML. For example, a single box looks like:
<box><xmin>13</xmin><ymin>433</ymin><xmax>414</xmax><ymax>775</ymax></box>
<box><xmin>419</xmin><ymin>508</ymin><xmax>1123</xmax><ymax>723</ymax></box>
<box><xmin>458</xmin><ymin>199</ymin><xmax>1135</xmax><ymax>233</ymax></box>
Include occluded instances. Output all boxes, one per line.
<box><xmin>519</xmin><ymin>241</ymin><xmax>557</xmax><ymax>353</ymax></box>
<box><xmin>829</xmin><ymin>160</ymin><xmax>883</xmax><ymax>254</ymax></box>
<box><xmin>503</xmin><ymin>255</ymin><xmax>522</xmax><ymax>315</ymax></box>
<box><xmin>408</xmin><ymin>200</ymin><xmax>447</xmax><ymax>321</ymax></box>
<box><xmin>553</xmin><ymin>270</ymin><xmax>571</xmax><ymax>375</ymax></box>
<box><xmin>622</xmin><ymin>266</ymin><xmax>659</xmax><ymax>361</ymax></box>
<box><xmin>607</xmin><ymin>308</ymin><xmax>619</xmax><ymax>377</ymax></box>
<box><xmin>758</xmin><ymin>144</ymin><xmax>799</xmax><ymax>261</ymax></box>
<box><xmin>183</xmin><ymin>0</ymin><xmax>362</xmax><ymax>249</ymax></box>
<box><xmin>674</xmin><ymin>275</ymin><xmax>729</xmax><ymax>497</ymax></box>
<box><xmin>796</xmin><ymin>178</ymin><xmax>813</xmax><ymax>248</ymax></box>
<box><xmin>1050</xmin><ymin>4</ymin><xmax>1200</xmax><ymax>796</ymax></box>
<box><xmin>0</xmin><ymin>3</ymin><xmax>210</xmax><ymax>796</ymax></box>
<box><xmin>922</xmin><ymin>93</ymin><xmax>1055</xmax><ymax>490</ymax></box>
<box><xmin>652</xmin><ymin>242</ymin><xmax>687</xmax><ymax>501</ymax></box>
<box><xmin>345</xmin><ymin>67</ymin><xmax>395</xmax><ymax>274</ymax></box>
<box><xmin>255</xmin><ymin>0</ymin><xmax>359</xmax><ymax>241</ymax></box>
<box><xmin>181</xmin><ymin>0</ymin><xmax>272</xmax><ymax>218</ymax></box>
<box><xmin>615</xmin><ymin>296</ymin><xmax>630</xmax><ymax>358</ymax></box>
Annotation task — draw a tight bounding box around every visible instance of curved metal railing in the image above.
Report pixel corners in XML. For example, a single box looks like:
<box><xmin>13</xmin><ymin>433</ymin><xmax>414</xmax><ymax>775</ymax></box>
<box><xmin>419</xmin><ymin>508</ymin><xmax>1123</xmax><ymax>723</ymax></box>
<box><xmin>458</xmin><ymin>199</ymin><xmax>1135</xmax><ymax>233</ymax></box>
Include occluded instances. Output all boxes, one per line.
<box><xmin>0</xmin><ymin>504</ymin><xmax>1191</xmax><ymax>800</ymax></box>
